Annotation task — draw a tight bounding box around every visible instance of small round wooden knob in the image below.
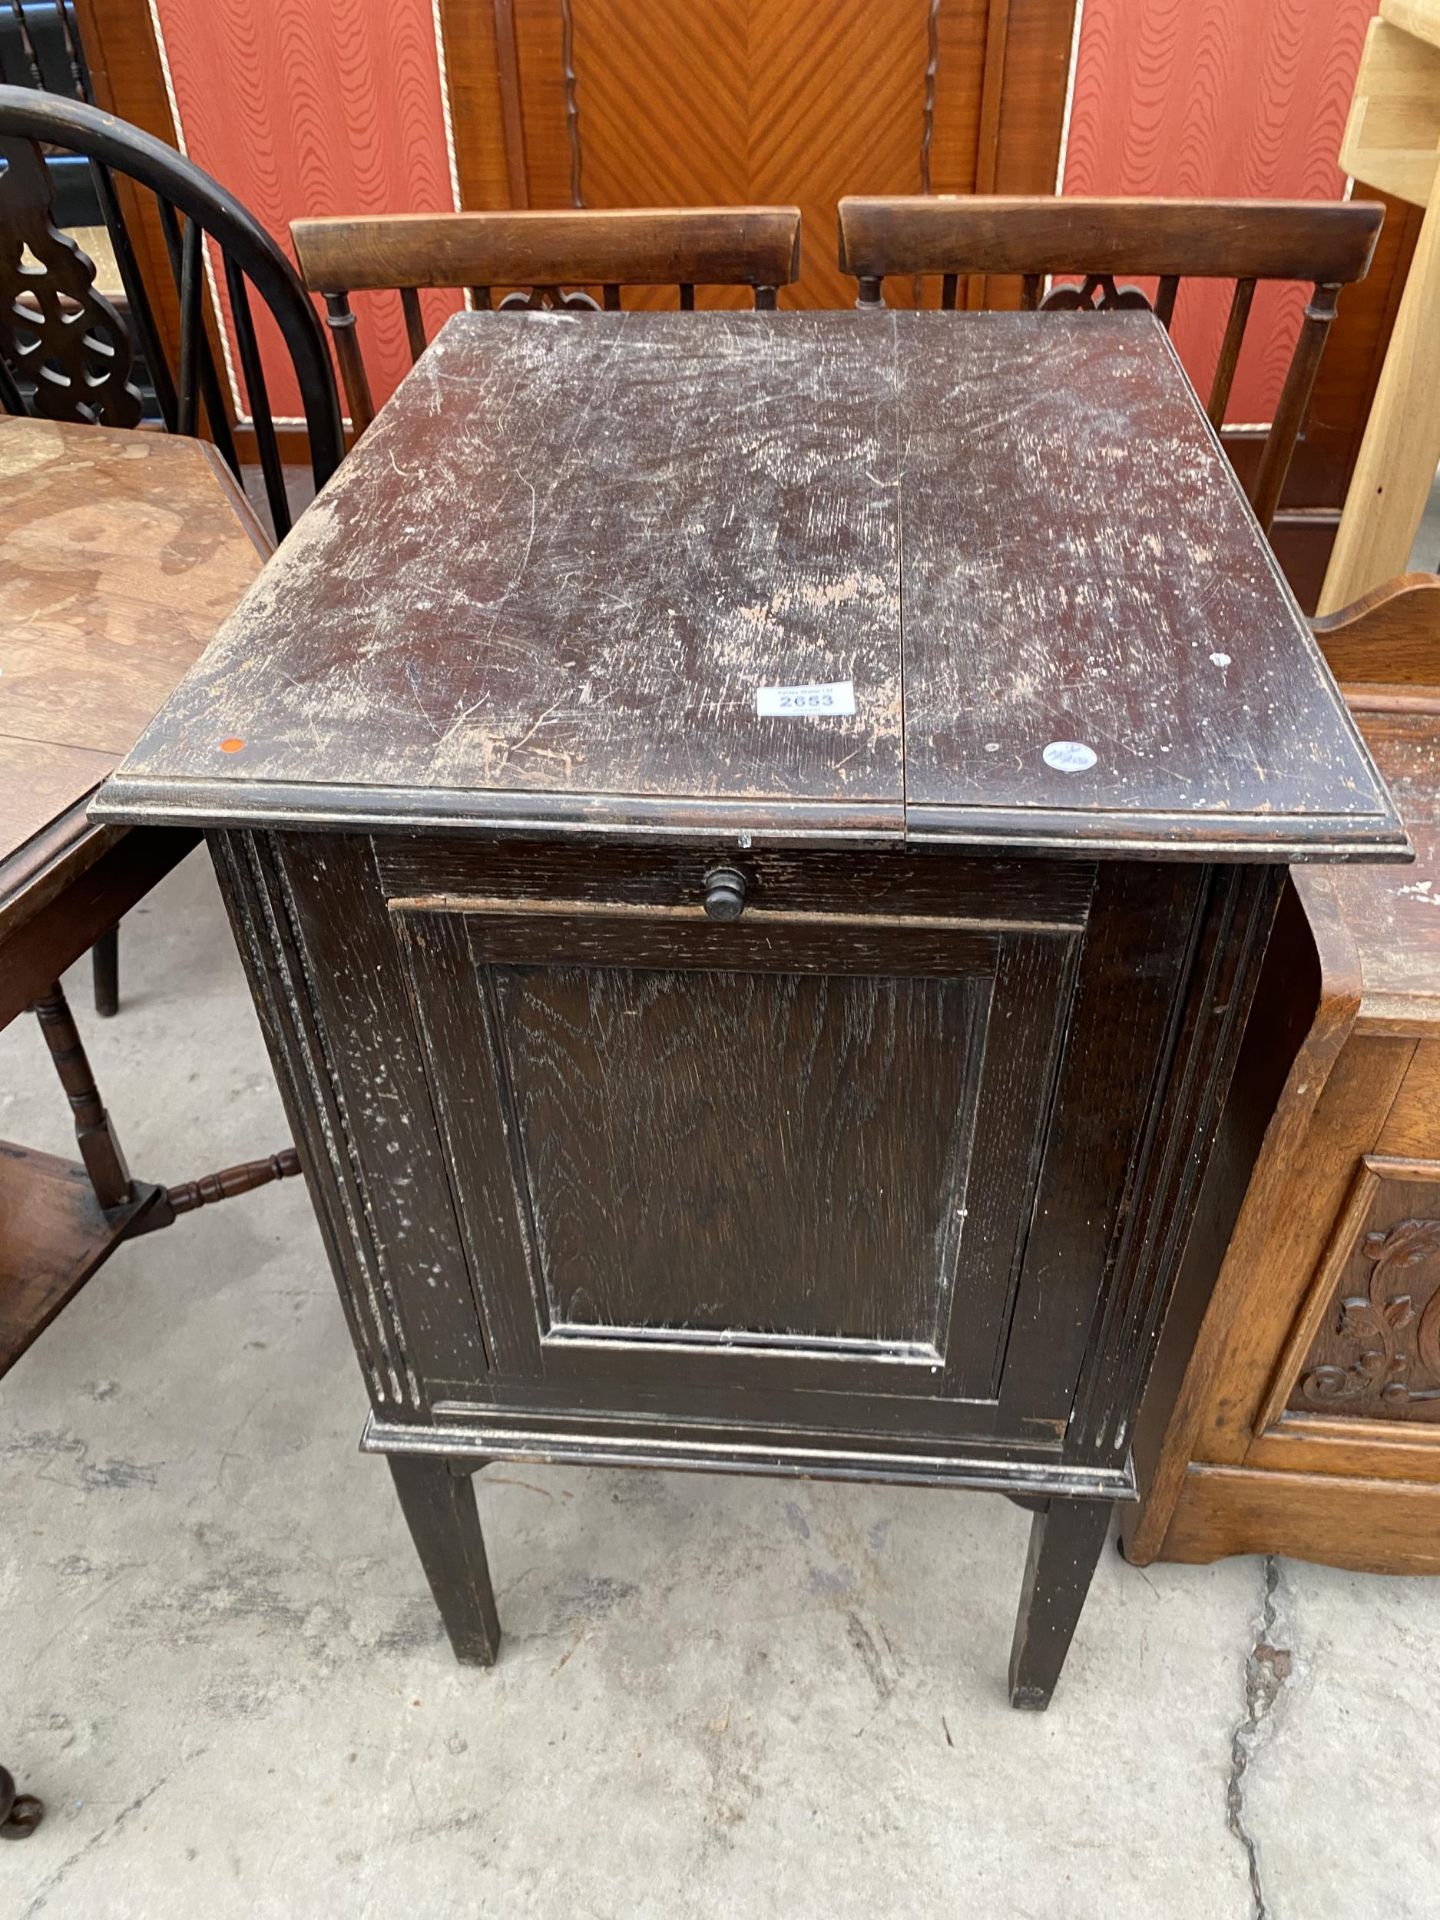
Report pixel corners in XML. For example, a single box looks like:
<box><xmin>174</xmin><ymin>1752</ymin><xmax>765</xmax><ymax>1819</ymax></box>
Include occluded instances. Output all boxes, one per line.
<box><xmin>702</xmin><ymin>865</ymin><xmax>748</xmax><ymax>922</ymax></box>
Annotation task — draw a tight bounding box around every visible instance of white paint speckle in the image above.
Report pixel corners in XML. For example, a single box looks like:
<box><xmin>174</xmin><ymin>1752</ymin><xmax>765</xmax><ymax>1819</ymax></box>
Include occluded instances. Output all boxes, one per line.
<box><xmin>1210</xmin><ymin>652</ymin><xmax>1231</xmax><ymax>668</ymax></box>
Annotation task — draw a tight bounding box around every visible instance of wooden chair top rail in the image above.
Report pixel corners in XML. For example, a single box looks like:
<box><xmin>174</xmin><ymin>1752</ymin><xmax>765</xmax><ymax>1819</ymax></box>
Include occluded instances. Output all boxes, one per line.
<box><xmin>293</xmin><ymin>206</ymin><xmax>803</xmax><ymax>294</ymax></box>
<box><xmin>837</xmin><ymin>196</ymin><xmax>1385</xmax><ymax>285</ymax></box>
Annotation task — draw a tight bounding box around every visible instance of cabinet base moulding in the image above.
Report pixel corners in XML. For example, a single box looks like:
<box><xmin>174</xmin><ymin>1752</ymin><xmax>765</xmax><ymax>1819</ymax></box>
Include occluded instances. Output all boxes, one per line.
<box><xmin>1130</xmin><ymin>1461</ymin><xmax>1440</xmax><ymax>1576</ymax></box>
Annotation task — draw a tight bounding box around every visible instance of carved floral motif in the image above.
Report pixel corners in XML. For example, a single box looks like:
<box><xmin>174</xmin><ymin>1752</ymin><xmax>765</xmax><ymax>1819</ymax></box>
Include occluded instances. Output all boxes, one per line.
<box><xmin>1299</xmin><ymin>1217</ymin><xmax>1440</xmax><ymax>1411</ymax></box>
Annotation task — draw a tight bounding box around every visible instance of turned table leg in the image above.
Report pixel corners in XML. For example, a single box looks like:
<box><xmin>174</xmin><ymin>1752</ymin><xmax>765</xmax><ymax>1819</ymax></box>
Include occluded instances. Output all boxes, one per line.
<box><xmin>1008</xmin><ymin>1498</ymin><xmax>1112</xmax><ymax>1710</ymax></box>
<box><xmin>31</xmin><ymin>980</ymin><xmax>131</xmax><ymax>1209</ymax></box>
<box><xmin>386</xmin><ymin>1455</ymin><xmax>501</xmax><ymax>1666</ymax></box>
<box><xmin>92</xmin><ymin>925</ymin><xmax>120</xmax><ymax>1019</ymax></box>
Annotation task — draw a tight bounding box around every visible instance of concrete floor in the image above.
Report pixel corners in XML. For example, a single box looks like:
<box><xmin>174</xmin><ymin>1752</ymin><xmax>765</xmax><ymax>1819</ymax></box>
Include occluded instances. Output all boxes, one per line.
<box><xmin>3</xmin><ymin>852</ymin><xmax>1439</xmax><ymax>1920</ymax></box>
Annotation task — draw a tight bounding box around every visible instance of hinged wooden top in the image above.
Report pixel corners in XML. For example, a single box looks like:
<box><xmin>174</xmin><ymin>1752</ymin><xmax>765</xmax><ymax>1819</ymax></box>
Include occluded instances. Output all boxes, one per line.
<box><xmin>96</xmin><ymin>309</ymin><xmax>1407</xmax><ymax>863</ymax></box>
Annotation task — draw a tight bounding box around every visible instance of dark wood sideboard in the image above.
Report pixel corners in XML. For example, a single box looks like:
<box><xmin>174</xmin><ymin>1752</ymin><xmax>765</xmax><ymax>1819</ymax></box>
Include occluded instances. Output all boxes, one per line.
<box><xmin>95</xmin><ymin>309</ymin><xmax>1407</xmax><ymax>1706</ymax></box>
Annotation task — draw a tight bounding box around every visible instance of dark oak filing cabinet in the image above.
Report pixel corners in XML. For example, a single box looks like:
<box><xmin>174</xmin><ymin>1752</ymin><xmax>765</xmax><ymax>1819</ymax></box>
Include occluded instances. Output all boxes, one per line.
<box><xmin>96</xmin><ymin>310</ymin><xmax>1406</xmax><ymax>1706</ymax></box>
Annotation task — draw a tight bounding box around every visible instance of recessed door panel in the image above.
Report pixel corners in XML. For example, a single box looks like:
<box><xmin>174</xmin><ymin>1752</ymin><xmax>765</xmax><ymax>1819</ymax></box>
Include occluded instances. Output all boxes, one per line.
<box><xmin>487</xmin><ymin>959</ymin><xmax>989</xmax><ymax>1348</ymax></box>
<box><xmin>394</xmin><ymin>897</ymin><xmax>1082</xmax><ymax>1424</ymax></box>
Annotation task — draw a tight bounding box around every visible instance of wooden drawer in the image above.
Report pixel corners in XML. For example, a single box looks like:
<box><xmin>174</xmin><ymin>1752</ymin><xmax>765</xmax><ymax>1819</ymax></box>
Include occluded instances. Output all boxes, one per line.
<box><xmin>373</xmin><ymin>834</ymin><xmax>1096</xmax><ymax>934</ymax></box>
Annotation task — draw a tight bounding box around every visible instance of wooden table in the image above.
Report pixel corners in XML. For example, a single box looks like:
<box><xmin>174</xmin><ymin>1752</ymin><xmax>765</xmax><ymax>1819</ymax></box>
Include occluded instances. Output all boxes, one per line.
<box><xmin>0</xmin><ymin>416</ymin><xmax>277</xmax><ymax>1377</ymax></box>
<box><xmin>97</xmin><ymin>309</ymin><xmax>1408</xmax><ymax>1707</ymax></box>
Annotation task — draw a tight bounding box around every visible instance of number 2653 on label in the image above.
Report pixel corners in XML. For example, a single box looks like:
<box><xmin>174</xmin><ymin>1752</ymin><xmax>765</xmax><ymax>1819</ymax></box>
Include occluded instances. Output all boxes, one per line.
<box><xmin>755</xmin><ymin>680</ymin><xmax>857</xmax><ymax>718</ymax></box>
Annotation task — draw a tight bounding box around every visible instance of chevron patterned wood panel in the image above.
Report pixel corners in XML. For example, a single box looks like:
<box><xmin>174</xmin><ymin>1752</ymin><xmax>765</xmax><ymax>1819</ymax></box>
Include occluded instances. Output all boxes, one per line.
<box><xmin>443</xmin><ymin>0</ymin><xmax>1080</xmax><ymax>311</ymax></box>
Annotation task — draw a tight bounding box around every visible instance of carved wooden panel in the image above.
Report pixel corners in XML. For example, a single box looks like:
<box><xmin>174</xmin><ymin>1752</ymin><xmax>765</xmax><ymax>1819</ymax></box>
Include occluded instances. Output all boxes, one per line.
<box><xmin>0</xmin><ymin>136</ymin><xmax>141</xmax><ymax>428</ymax></box>
<box><xmin>1288</xmin><ymin>1158</ymin><xmax>1440</xmax><ymax>1422</ymax></box>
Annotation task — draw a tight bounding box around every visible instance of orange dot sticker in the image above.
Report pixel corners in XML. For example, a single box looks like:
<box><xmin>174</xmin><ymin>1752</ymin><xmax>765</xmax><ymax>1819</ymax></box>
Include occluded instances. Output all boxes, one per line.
<box><xmin>218</xmin><ymin>736</ymin><xmax>245</xmax><ymax>754</ymax></box>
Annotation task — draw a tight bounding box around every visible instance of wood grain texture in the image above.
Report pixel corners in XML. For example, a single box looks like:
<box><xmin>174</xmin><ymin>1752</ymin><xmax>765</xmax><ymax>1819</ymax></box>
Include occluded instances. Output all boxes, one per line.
<box><xmin>0</xmin><ymin>816</ymin><xmax>194</xmax><ymax>1028</ymax></box>
<box><xmin>69</xmin><ymin>0</ymin><xmax>189</xmax><ymax>389</ymax></box>
<box><xmin>374</xmin><ymin>836</ymin><xmax>1097</xmax><ymax>929</ymax></box>
<box><xmin>561</xmin><ymin>0</ymin><xmax>943</xmax><ymax>311</ymax></box>
<box><xmin>1376</xmin><ymin>1040</ymin><xmax>1440</xmax><ymax>1153</ymax></box>
<box><xmin>267</xmin><ymin>831</ymin><xmax>491</xmax><ymax>1406</ymax></box>
<box><xmin>1341</xmin><ymin>713</ymin><xmax>1440</xmax><ymax>1024</ymax></box>
<box><xmin>1313</xmin><ymin>571</ymin><xmax>1440</xmax><ymax>682</ymax></box>
<box><xmin>1384</xmin><ymin>0</ymin><xmax>1440</xmax><ymax>52</ymax></box>
<box><xmin>292</xmin><ymin>206</ymin><xmax>801</xmax><ymax>294</ymax></box>
<box><xmin>839</xmin><ymin>193</ymin><xmax>1383</xmax><ymax>540</ymax></box>
<box><xmin>1341</xmin><ymin>17</ymin><xmax>1440</xmax><ymax>206</ymax></box>
<box><xmin>0</xmin><ymin>417</ymin><xmax>263</xmax><ymax>872</ymax></box>
<box><xmin>895</xmin><ymin>313</ymin><xmax>1400</xmax><ymax>857</ymax></box>
<box><xmin>194</xmin><ymin>679</ymin><xmax>1343</xmax><ymax>1690</ymax></box>
<box><xmin>0</xmin><ymin>1142</ymin><xmax>160</xmax><ymax>1380</ymax></box>
<box><xmin>838</xmin><ymin>196</ymin><xmax>1384</xmax><ymax>283</ymax></box>
<box><xmin>102</xmin><ymin>310</ymin><xmax>905</xmax><ymax>838</ymax></box>
<box><xmin>478</xmin><ymin>955</ymin><xmax>990</xmax><ymax>1346</ymax></box>
<box><xmin>1321</xmin><ymin>177</ymin><xmax>1440</xmax><ymax>611</ymax></box>
<box><xmin>98</xmin><ymin>310</ymin><xmax>1404</xmax><ymax>863</ymax></box>
<box><xmin>438</xmin><ymin>0</ymin><xmax>1077</xmax><ymax>319</ymax></box>
<box><xmin>1159</xmin><ymin>1460</ymin><xmax>1440</xmax><ymax>1572</ymax></box>
<box><xmin>1243</xmin><ymin>1411</ymin><xmax>1440</xmax><ymax>1483</ymax></box>
<box><xmin>437</xmin><ymin>0</ymin><xmax>512</xmax><ymax>214</ymax></box>
<box><xmin>293</xmin><ymin>204</ymin><xmax>802</xmax><ymax>428</ymax></box>
<box><xmin>1125</xmin><ymin>616</ymin><xmax>1440</xmax><ymax>1567</ymax></box>
<box><xmin>396</xmin><ymin>888</ymin><xmax>1081</xmax><ymax>1412</ymax></box>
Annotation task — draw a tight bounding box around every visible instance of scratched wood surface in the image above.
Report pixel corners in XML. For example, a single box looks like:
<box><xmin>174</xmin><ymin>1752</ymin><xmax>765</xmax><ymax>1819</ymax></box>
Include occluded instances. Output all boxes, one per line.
<box><xmin>897</xmin><ymin>314</ymin><xmax>1401</xmax><ymax>857</ymax></box>
<box><xmin>1335</xmin><ymin>712</ymin><xmax>1440</xmax><ymax>1017</ymax></box>
<box><xmin>99</xmin><ymin>309</ymin><xmax>1403</xmax><ymax>861</ymax></box>
<box><xmin>484</xmin><ymin>960</ymin><xmax>988</xmax><ymax>1347</ymax></box>
<box><xmin>0</xmin><ymin>416</ymin><xmax>264</xmax><ymax>870</ymax></box>
<box><xmin>108</xmin><ymin>310</ymin><xmax>903</xmax><ymax>838</ymax></box>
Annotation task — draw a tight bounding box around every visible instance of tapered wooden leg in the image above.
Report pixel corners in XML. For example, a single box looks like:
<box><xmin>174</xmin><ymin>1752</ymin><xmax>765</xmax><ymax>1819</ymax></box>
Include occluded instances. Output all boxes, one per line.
<box><xmin>386</xmin><ymin>1454</ymin><xmax>501</xmax><ymax>1666</ymax></box>
<box><xmin>1008</xmin><ymin>1498</ymin><xmax>1112</xmax><ymax>1710</ymax></box>
<box><xmin>92</xmin><ymin>926</ymin><xmax>119</xmax><ymax>1019</ymax></box>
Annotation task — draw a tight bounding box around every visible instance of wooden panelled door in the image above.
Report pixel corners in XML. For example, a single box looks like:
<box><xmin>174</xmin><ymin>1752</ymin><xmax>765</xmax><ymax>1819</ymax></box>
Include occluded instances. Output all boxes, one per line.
<box><xmin>439</xmin><ymin>0</ymin><xmax>1080</xmax><ymax>309</ymax></box>
<box><xmin>392</xmin><ymin>881</ymin><xmax>1087</xmax><ymax>1437</ymax></box>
